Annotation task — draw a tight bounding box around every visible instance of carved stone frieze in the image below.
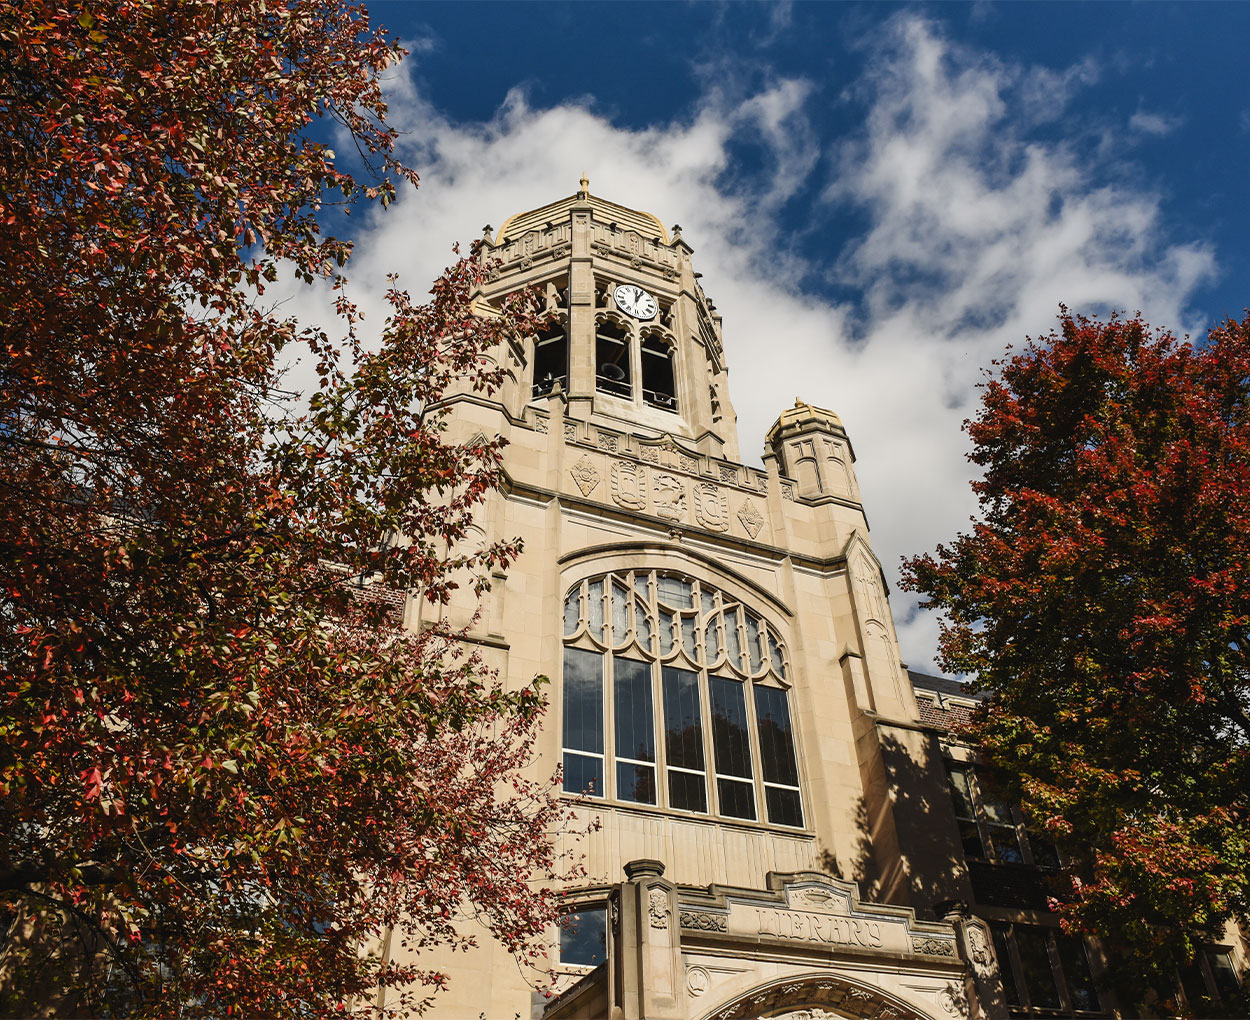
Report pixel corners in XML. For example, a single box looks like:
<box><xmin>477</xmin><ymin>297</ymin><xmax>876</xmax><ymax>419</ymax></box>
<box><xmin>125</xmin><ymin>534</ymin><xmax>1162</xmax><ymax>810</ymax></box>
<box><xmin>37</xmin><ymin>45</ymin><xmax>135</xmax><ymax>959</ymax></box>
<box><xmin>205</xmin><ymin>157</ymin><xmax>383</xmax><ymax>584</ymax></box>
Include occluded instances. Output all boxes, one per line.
<box><xmin>737</xmin><ymin>499</ymin><xmax>765</xmax><ymax>539</ymax></box>
<box><xmin>719</xmin><ymin>464</ymin><xmax>738</xmax><ymax>483</ymax></box>
<box><xmin>679</xmin><ymin>910</ymin><xmax>728</xmax><ymax>932</ymax></box>
<box><xmin>569</xmin><ymin>456</ymin><xmax>600</xmax><ymax>497</ymax></box>
<box><xmin>653</xmin><ymin>473</ymin><xmax>686</xmax><ymax>522</ymax></box>
<box><xmin>610</xmin><ymin>461</ymin><xmax>647</xmax><ymax>511</ymax></box>
<box><xmin>781</xmin><ymin>482</ymin><xmax>796</xmax><ymax>501</ymax></box>
<box><xmin>597</xmin><ymin>433</ymin><xmax>619</xmax><ymax>452</ymax></box>
<box><xmin>639</xmin><ymin>446</ymin><xmax>661</xmax><ymax>464</ymax></box>
<box><xmin>564</xmin><ymin>423</ymin><xmax>578</xmax><ymax>441</ymax></box>
<box><xmin>693</xmin><ymin>482</ymin><xmax>729</xmax><ymax>532</ymax></box>
<box><xmin>533</xmin><ymin>415</ymin><xmax>549</xmax><ymax>435</ymax></box>
<box><xmin>911</xmin><ymin>936</ymin><xmax>956</xmax><ymax>957</ymax></box>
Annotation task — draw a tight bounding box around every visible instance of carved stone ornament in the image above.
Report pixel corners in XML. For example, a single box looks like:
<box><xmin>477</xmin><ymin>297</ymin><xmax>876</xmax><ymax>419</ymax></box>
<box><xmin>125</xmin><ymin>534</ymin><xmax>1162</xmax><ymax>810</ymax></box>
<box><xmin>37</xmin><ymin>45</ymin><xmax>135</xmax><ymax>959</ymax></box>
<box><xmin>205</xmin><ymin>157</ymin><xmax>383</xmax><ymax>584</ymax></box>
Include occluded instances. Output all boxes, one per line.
<box><xmin>610</xmin><ymin>896</ymin><xmax>620</xmax><ymax>930</ymax></box>
<box><xmin>694</xmin><ymin>482</ymin><xmax>729</xmax><ymax>532</ymax></box>
<box><xmin>533</xmin><ymin>415</ymin><xmax>549</xmax><ymax>435</ymax></box>
<box><xmin>653</xmin><ymin>473</ymin><xmax>686</xmax><ymax>522</ymax></box>
<box><xmin>938</xmin><ymin>987</ymin><xmax>959</xmax><ymax>1016</ymax></box>
<box><xmin>610</xmin><ymin>461</ymin><xmax>648</xmax><ymax>511</ymax></box>
<box><xmin>647</xmin><ymin>887</ymin><xmax>670</xmax><ymax>929</ymax></box>
<box><xmin>569</xmin><ymin>456</ymin><xmax>600</xmax><ymax>497</ymax></box>
<box><xmin>686</xmin><ymin>966</ymin><xmax>710</xmax><ymax>997</ymax></box>
<box><xmin>678</xmin><ymin>453</ymin><xmax>698</xmax><ymax>473</ymax></box>
<box><xmin>597</xmin><ymin>433</ymin><xmax>619</xmax><ymax>453</ymax></box>
<box><xmin>708</xmin><ymin>976</ymin><xmax>921</xmax><ymax>1020</ymax></box>
<box><xmin>564</xmin><ymin>422</ymin><xmax>578</xmax><ymax>441</ymax></box>
<box><xmin>640</xmin><ymin>445</ymin><xmax>661</xmax><ymax>464</ymax></box>
<box><xmin>719</xmin><ymin>464</ymin><xmax>738</xmax><ymax>483</ymax></box>
<box><xmin>737</xmin><ymin>499</ymin><xmax>765</xmax><ymax>539</ymax></box>
<box><xmin>967</xmin><ymin>922</ymin><xmax>990</xmax><ymax>965</ymax></box>
<box><xmin>911</xmin><ymin>936</ymin><xmax>956</xmax><ymax>957</ymax></box>
<box><xmin>679</xmin><ymin>910</ymin><xmax>728</xmax><ymax>932</ymax></box>
<box><xmin>781</xmin><ymin>482</ymin><xmax>796</xmax><ymax>501</ymax></box>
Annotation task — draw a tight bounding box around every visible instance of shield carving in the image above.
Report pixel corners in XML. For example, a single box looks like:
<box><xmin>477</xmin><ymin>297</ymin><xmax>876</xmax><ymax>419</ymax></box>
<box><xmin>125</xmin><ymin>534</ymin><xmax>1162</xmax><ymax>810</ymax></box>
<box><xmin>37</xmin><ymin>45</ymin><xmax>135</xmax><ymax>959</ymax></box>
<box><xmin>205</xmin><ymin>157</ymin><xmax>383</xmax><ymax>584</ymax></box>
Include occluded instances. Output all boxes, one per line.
<box><xmin>610</xmin><ymin>461</ymin><xmax>647</xmax><ymax>511</ymax></box>
<box><xmin>693</xmin><ymin>482</ymin><xmax>729</xmax><ymax>532</ymax></box>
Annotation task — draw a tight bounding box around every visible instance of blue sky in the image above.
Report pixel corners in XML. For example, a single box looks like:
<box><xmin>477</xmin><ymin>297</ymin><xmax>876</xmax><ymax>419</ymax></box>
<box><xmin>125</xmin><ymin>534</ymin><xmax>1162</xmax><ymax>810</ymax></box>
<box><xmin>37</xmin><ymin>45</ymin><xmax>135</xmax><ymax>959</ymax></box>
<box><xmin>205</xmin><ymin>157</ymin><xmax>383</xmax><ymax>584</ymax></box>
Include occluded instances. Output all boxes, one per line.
<box><xmin>290</xmin><ymin>1</ymin><xmax>1250</xmax><ymax>671</ymax></box>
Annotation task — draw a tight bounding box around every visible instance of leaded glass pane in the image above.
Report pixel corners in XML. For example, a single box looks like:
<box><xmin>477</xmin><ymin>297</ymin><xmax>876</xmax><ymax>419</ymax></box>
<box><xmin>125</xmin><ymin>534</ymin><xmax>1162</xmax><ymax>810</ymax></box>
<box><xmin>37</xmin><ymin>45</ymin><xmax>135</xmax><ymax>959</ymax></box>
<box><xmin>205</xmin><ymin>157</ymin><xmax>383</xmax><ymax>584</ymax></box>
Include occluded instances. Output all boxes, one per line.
<box><xmin>716</xmin><ymin>778</ymin><xmax>755</xmax><ymax>820</ymax></box>
<box><xmin>614</xmin><ymin>658</ymin><xmax>654</xmax><ymax>764</ymax></box>
<box><xmin>588</xmin><ymin>579</ymin><xmax>604</xmax><ymax>641</ymax></box>
<box><xmin>746</xmin><ymin>615</ymin><xmax>763</xmax><ymax>673</ymax></box>
<box><xmin>764</xmin><ymin>786</ymin><xmax>803</xmax><ymax>828</ymax></box>
<box><xmin>709</xmin><ymin>677</ymin><xmax>752</xmax><ymax>779</ymax></box>
<box><xmin>662</xmin><ymin>667</ymin><xmax>703</xmax><ymax>771</ymax></box>
<box><xmin>754</xmin><ymin>686</ymin><xmax>799</xmax><ymax>787</ymax></box>
<box><xmin>725</xmin><ymin>607</ymin><xmax>743</xmax><ymax>669</ymax></box>
<box><xmin>704</xmin><ymin>615</ymin><xmax>720</xmax><ymax>661</ymax></box>
<box><xmin>616</xmin><ymin>761</ymin><xmax>656</xmax><ymax>804</ymax></box>
<box><xmin>563</xmin><ymin>752</ymin><xmax>603</xmax><ymax>797</ymax></box>
<box><xmin>657</xmin><ymin>576</ymin><xmax>692</xmax><ymax>608</ymax></box>
<box><xmin>633</xmin><ymin>572</ymin><xmax>650</xmax><ymax>600</ymax></box>
<box><xmin>767</xmin><ymin>629</ymin><xmax>785</xmax><ymax>674</ymax></box>
<box><xmin>668</xmin><ymin>770</ymin><xmax>707</xmax><ymax>813</ymax></box>
<box><xmin>635</xmin><ymin>598</ymin><xmax>652</xmax><ymax>649</ymax></box>
<box><xmin>658</xmin><ymin>609</ymin><xmax>674</xmax><ymax>655</ymax></box>
<box><xmin>564</xmin><ymin>587</ymin><xmax>580</xmax><ymax>636</ymax></box>
<box><xmin>681</xmin><ymin>615</ymin><xmax>697</xmax><ymax>659</ymax></box>
<box><xmin>563</xmin><ymin>648</ymin><xmax>603</xmax><ymax>754</ymax></box>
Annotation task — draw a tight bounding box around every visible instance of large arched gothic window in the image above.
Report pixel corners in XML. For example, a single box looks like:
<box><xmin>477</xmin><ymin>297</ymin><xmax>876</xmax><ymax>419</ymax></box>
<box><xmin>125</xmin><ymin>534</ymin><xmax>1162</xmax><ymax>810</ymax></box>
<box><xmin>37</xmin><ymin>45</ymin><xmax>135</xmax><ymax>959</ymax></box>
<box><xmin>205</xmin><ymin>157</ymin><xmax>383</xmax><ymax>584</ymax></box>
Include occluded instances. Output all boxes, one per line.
<box><xmin>561</xmin><ymin>571</ymin><xmax>803</xmax><ymax>827</ymax></box>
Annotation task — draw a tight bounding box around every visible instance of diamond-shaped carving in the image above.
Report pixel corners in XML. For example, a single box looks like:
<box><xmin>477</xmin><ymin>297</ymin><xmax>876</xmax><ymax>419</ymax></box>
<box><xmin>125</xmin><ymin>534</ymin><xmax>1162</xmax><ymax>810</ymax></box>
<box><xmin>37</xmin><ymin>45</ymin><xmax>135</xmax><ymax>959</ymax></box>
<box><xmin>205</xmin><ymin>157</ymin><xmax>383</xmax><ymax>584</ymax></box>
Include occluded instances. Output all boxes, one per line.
<box><xmin>738</xmin><ymin>499</ymin><xmax>765</xmax><ymax>538</ymax></box>
<box><xmin>569</xmin><ymin>455</ymin><xmax>600</xmax><ymax>497</ymax></box>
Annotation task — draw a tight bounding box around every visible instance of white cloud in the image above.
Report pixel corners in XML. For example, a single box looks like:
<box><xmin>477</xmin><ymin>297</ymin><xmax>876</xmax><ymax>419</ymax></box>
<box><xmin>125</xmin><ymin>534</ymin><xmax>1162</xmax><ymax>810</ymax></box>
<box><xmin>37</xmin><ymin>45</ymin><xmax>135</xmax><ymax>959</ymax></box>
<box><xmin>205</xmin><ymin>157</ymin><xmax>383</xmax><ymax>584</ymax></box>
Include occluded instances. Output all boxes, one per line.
<box><xmin>1129</xmin><ymin>108</ymin><xmax>1183</xmax><ymax>136</ymax></box>
<box><xmin>274</xmin><ymin>15</ymin><xmax>1214</xmax><ymax>674</ymax></box>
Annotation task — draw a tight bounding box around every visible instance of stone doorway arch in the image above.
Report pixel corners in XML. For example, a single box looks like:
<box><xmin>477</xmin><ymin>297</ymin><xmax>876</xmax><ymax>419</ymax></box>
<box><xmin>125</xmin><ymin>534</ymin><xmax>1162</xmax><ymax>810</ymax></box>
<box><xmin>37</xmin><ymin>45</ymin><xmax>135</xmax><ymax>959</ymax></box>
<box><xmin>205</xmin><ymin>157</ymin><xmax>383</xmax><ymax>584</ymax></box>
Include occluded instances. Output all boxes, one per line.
<box><xmin>695</xmin><ymin>972</ymin><xmax>947</xmax><ymax>1020</ymax></box>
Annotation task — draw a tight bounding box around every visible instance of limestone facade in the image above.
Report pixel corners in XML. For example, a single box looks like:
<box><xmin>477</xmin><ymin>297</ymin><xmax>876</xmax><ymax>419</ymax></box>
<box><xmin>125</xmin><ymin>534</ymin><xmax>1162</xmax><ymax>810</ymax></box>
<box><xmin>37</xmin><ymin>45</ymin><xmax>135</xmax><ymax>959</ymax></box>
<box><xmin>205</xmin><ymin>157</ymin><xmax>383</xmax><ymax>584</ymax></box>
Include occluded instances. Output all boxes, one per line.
<box><xmin>380</xmin><ymin>183</ymin><xmax>1245</xmax><ymax>1020</ymax></box>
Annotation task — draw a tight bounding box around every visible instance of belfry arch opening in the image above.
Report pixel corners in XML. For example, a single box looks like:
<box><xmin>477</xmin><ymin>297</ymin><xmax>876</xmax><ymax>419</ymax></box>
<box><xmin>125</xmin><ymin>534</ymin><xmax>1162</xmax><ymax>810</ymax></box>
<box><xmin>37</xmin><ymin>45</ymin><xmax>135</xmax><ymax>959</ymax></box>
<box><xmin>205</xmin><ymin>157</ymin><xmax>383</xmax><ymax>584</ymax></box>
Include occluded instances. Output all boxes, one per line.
<box><xmin>532</xmin><ymin>321</ymin><xmax>568</xmax><ymax>399</ymax></box>
<box><xmin>641</xmin><ymin>333</ymin><xmax>678</xmax><ymax>411</ymax></box>
<box><xmin>595</xmin><ymin>319</ymin><xmax>632</xmax><ymax>398</ymax></box>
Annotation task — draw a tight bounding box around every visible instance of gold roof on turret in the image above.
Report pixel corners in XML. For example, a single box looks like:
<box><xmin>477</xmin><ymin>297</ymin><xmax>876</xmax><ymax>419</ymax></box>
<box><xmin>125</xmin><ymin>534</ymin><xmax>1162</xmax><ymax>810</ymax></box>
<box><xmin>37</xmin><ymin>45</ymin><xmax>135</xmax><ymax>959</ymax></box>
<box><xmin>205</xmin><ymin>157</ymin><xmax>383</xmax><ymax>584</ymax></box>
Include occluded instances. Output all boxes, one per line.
<box><xmin>493</xmin><ymin>175</ymin><xmax>670</xmax><ymax>246</ymax></box>
<box><xmin>766</xmin><ymin>398</ymin><xmax>844</xmax><ymax>447</ymax></box>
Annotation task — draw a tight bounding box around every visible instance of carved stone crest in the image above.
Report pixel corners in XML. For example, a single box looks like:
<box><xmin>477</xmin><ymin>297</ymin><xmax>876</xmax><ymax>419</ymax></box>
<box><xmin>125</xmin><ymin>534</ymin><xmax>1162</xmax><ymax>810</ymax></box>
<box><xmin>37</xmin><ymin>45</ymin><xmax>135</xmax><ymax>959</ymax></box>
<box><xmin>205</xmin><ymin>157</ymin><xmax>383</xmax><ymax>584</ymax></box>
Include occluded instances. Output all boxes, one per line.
<box><xmin>693</xmin><ymin>482</ymin><xmax>729</xmax><ymax>532</ymax></box>
<box><xmin>647</xmin><ymin>888</ymin><xmax>670</xmax><ymax>929</ymax></box>
<box><xmin>610</xmin><ymin>461</ymin><xmax>647</xmax><ymax>511</ymax></box>
<box><xmin>653</xmin><ymin>473</ymin><xmax>686</xmax><ymax>522</ymax></box>
<box><xmin>967</xmin><ymin>923</ymin><xmax>990</xmax><ymax>965</ymax></box>
<box><xmin>686</xmin><ymin>966</ymin><xmax>710</xmax><ymax>997</ymax></box>
<box><xmin>737</xmin><ymin>499</ymin><xmax>765</xmax><ymax>538</ymax></box>
<box><xmin>569</xmin><ymin>456</ymin><xmax>600</xmax><ymax>497</ymax></box>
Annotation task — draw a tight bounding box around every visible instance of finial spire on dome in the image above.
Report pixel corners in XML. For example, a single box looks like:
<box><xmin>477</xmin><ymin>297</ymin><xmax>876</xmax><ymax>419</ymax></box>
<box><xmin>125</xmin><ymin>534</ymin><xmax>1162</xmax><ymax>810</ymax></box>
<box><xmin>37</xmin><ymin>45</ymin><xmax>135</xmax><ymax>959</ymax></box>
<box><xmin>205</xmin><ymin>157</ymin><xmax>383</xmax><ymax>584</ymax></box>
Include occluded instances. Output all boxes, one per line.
<box><xmin>578</xmin><ymin>171</ymin><xmax>590</xmax><ymax>197</ymax></box>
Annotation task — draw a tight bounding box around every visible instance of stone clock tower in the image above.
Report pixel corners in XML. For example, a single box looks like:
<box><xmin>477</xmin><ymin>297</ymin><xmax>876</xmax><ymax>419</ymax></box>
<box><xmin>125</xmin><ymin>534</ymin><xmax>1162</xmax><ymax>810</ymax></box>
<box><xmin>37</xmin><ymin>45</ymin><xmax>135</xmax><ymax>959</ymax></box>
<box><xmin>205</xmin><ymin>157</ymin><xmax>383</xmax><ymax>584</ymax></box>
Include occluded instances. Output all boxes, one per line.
<box><xmin>381</xmin><ymin>181</ymin><xmax>1009</xmax><ymax>1020</ymax></box>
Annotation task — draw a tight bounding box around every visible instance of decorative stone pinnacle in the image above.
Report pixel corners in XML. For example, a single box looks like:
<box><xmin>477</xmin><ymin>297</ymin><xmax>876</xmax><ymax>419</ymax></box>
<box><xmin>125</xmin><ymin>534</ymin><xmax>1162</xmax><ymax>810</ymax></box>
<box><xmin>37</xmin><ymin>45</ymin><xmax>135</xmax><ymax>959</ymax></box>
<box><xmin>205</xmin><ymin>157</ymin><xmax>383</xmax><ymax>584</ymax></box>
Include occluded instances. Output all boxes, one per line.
<box><xmin>579</xmin><ymin>171</ymin><xmax>589</xmax><ymax>196</ymax></box>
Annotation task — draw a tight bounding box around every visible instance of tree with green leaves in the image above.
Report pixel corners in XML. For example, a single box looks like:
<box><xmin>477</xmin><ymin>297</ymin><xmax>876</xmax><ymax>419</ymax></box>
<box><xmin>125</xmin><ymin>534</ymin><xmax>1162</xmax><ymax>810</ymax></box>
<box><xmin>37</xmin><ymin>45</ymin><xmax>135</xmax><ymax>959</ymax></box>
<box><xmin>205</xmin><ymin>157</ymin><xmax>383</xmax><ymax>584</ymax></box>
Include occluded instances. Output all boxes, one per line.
<box><xmin>0</xmin><ymin>2</ymin><xmax>568</xmax><ymax>1015</ymax></box>
<box><xmin>904</xmin><ymin>310</ymin><xmax>1250</xmax><ymax>1014</ymax></box>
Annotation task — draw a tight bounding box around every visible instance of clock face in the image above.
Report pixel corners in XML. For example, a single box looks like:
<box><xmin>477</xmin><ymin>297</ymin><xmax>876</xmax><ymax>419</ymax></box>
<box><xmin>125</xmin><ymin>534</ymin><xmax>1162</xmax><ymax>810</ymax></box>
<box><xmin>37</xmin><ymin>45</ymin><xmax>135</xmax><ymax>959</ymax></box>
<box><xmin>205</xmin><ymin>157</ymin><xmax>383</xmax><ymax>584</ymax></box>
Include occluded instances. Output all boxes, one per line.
<box><xmin>613</xmin><ymin>284</ymin><xmax>658</xmax><ymax>320</ymax></box>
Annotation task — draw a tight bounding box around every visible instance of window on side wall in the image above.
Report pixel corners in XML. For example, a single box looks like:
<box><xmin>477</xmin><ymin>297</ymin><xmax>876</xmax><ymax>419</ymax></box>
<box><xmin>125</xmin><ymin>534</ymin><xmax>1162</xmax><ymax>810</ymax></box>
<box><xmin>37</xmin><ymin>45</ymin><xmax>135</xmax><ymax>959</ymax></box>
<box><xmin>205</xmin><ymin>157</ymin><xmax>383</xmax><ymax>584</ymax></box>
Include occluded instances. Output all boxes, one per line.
<box><xmin>990</xmin><ymin>922</ymin><xmax>1102</xmax><ymax>1014</ymax></box>
<box><xmin>559</xmin><ymin>906</ymin><xmax>608</xmax><ymax>968</ymax></box>
<box><xmin>560</xmin><ymin>570</ymin><xmax>803</xmax><ymax>829</ymax></box>
<box><xmin>946</xmin><ymin>764</ymin><xmax>1060</xmax><ymax>869</ymax></box>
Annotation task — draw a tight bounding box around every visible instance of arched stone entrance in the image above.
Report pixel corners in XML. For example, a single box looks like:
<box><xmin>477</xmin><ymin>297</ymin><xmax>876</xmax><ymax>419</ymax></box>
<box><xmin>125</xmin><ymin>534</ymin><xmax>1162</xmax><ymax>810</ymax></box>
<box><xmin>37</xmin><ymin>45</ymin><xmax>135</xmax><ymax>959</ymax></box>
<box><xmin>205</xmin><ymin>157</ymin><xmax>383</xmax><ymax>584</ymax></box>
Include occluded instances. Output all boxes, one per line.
<box><xmin>696</xmin><ymin>972</ymin><xmax>948</xmax><ymax>1020</ymax></box>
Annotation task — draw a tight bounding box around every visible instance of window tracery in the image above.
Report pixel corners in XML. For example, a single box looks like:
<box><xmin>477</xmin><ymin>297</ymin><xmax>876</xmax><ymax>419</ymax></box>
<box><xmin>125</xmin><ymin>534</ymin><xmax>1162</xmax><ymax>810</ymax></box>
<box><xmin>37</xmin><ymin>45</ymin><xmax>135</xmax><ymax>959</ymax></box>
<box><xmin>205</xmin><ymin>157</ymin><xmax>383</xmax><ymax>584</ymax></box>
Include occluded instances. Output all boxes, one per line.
<box><xmin>561</xmin><ymin>570</ymin><xmax>803</xmax><ymax>827</ymax></box>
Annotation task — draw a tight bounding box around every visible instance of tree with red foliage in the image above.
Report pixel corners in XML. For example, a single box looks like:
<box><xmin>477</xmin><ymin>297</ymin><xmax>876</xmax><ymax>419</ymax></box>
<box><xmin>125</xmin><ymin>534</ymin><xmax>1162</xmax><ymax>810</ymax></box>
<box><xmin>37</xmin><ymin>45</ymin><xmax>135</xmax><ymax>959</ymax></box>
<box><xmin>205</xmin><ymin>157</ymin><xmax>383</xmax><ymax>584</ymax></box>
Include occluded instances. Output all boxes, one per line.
<box><xmin>0</xmin><ymin>2</ymin><xmax>569</xmax><ymax>1015</ymax></box>
<box><xmin>904</xmin><ymin>310</ymin><xmax>1250</xmax><ymax>1013</ymax></box>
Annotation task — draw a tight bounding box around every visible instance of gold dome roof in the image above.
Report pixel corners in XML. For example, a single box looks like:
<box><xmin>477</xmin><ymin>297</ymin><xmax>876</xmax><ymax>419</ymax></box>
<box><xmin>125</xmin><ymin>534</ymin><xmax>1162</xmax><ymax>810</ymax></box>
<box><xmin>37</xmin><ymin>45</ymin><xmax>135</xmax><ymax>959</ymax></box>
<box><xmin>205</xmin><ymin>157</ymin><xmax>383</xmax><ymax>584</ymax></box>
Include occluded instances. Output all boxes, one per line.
<box><xmin>766</xmin><ymin>398</ymin><xmax>844</xmax><ymax>446</ymax></box>
<box><xmin>492</xmin><ymin>175</ymin><xmax>669</xmax><ymax>246</ymax></box>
